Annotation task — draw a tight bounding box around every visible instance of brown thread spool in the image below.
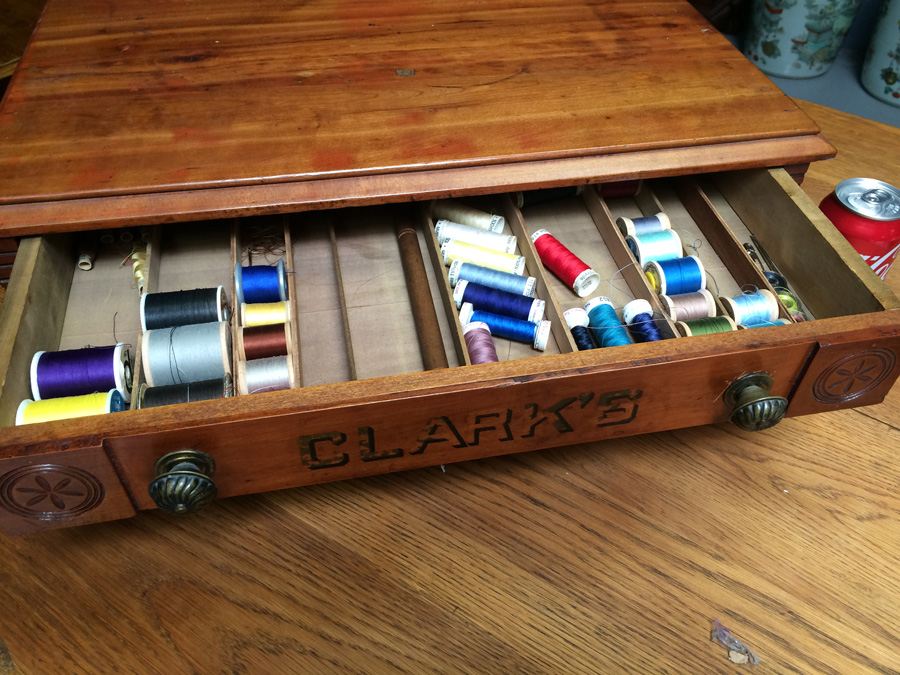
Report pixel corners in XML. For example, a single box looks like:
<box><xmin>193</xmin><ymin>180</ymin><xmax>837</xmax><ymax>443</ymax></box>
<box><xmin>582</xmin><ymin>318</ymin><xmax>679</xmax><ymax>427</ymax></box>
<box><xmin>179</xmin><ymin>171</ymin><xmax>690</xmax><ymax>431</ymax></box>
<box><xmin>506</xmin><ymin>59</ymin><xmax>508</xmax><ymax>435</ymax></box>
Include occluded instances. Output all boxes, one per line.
<box><xmin>238</xmin><ymin>323</ymin><xmax>292</xmax><ymax>361</ymax></box>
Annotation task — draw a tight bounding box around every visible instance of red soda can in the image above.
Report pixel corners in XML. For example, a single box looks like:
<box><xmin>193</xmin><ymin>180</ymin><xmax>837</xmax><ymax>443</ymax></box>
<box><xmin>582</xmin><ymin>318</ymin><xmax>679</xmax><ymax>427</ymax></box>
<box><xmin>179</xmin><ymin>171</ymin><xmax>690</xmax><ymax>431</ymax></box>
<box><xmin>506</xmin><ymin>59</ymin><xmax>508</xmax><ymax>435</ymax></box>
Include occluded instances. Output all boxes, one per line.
<box><xmin>820</xmin><ymin>178</ymin><xmax>900</xmax><ymax>280</ymax></box>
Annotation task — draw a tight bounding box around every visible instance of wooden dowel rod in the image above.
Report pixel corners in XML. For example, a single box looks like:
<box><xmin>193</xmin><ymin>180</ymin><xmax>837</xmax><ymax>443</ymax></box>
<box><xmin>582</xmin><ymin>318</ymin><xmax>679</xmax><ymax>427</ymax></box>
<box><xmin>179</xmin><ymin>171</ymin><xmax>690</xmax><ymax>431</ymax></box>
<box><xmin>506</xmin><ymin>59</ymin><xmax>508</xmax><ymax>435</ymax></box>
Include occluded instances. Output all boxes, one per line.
<box><xmin>395</xmin><ymin>216</ymin><xmax>449</xmax><ymax>370</ymax></box>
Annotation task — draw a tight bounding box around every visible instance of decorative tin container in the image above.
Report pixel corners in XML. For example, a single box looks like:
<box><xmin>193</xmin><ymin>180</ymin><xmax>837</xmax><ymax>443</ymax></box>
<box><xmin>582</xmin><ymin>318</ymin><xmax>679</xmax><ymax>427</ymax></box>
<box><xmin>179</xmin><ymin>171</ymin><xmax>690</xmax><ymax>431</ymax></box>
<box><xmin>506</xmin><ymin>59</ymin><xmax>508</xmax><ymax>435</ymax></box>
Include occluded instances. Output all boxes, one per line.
<box><xmin>744</xmin><ymin>0</ymin><xmax>861</xmax><ymax>78</ymax></box>
<box><xmin>861</xmin><ymin>0</ymin><xmax>900</xmax><ymax>106</ymax></box>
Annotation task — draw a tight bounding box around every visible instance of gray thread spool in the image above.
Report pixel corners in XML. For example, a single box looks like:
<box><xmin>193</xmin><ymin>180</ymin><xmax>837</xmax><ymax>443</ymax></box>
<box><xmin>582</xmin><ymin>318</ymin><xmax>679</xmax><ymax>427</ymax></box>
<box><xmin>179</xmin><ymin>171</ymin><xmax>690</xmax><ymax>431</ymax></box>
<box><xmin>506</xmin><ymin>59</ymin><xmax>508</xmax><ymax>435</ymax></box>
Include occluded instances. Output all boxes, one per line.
<box><xmin>142</xmin><ymin>321</ymin><xmax>232</xmax><ymax>387</ymax></box>
<box><xmin>238</xmin><ymin>356</ymin><xmax>293</xmax><ymax>395</ymax></box>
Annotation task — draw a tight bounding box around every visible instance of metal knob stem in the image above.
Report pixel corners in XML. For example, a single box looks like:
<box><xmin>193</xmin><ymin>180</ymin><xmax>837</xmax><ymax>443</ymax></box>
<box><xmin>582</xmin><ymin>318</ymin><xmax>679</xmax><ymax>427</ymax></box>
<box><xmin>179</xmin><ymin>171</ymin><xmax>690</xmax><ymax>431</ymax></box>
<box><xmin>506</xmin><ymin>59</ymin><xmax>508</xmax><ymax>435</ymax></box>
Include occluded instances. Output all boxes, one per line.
<box><xmin>725</xmin><ymin>372</ymin><xmax>788</xmax><ymax>432</ymax></box>
<box><xmin>148</xmin><ymin>449</ymin><xmax>217</xmax><ymax>514</ymax></box>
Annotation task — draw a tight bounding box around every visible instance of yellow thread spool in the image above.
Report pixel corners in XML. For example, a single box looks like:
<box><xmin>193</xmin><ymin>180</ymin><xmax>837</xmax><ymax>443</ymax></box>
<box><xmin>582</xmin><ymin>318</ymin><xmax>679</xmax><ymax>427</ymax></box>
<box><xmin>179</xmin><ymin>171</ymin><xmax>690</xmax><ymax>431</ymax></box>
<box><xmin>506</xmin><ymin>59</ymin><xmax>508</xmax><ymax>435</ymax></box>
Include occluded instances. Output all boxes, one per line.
<box><xmin>16</xmin><ymin>390</ymin><xmax>126</xmax><ymax>426</ymax></box>
<box><xmin>241</xmin><ymin>301</ymin><xmax>291</xmax><ymax>327</ymax></box>
<box><xmin>440</xmin><ymin>239</ymin><xmax>525</xmax><ymax>275</ymax></box>
<box><xmin>645</xmin><ymin>265</ymin><xmax>662</xmax><ymax>294</ymax></box>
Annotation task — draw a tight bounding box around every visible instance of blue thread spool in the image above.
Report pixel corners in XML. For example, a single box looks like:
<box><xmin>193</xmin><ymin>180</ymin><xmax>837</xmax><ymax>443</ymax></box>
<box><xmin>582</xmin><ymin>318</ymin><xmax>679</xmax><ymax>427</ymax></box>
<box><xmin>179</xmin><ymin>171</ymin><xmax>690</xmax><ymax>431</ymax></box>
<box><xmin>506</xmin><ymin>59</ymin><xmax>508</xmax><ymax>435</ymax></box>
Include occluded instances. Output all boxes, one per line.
<box><xmin>235</xmin><ymin>260</ymin><xmax>287</xmax><ymax>305</ymax></box>
<box><xmin>625</xmin><ymin>230</ymin><xmax>683</xmax><ymax>267</ymax></box>
<box><xmin>721</xmin><ymin>289</ymin><xmax>780</xmax><ymax>327</ymax></box>
<box><xmin>449</xmin><ymin>261</ymin><xmax>536</xmax><ymax>297</ymax></box>
<box><xmin>584</xmin><ymin>298</ymin><xmax>633</xmax><ymax>348</ymax></box>
<box><xmin>743</xmin><ymin>318</ymin><xmax>791</xmax><ymax>328</ymax></box>
<box><xmin>31</xmin><ymin>344</ymin><xmax>133</xmax><ymax>402</ymax></box>
<box><xmin>564</xmin><ymin>307</ymin><xmax>598</xmax><ymax>350</ymax></box>
<box><xmin>616</xmin><ymin>212</ymin><xmax>672</xmax><ymax>238</ymax></box>
<box><xmin>454</xmin><ymin>280</ymin><xmax>545</xmax><ymax>322</ymax></box>
<box><xmin>644</xmin><ymin>256</ymin><xmax>706</xmax><ymax>295</ymax></box>
<box><xmin>623</xmin><ymin>299</ymin><xmax>663</xmax><ymax>343</ymax></box>
<box><xmin>459</xmin><ymin>302</ymin><xmax>551</xmax><ymax>351</ymax></box>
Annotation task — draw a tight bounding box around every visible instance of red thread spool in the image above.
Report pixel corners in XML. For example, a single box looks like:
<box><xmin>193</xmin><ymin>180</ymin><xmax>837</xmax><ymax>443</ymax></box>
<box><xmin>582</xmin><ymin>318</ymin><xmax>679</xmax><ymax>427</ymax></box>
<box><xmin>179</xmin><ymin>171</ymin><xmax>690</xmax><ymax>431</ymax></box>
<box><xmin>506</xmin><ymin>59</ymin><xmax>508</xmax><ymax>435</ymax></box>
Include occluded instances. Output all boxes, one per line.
<box><xmin>531</xmin><ymin>229</ymin><xmax>600</xmax><ymax>297</ymax></box>
<box><xmin>239</xmin><ymin>323</ymin><xmax>291</xmax><ymax>361</ymax></box>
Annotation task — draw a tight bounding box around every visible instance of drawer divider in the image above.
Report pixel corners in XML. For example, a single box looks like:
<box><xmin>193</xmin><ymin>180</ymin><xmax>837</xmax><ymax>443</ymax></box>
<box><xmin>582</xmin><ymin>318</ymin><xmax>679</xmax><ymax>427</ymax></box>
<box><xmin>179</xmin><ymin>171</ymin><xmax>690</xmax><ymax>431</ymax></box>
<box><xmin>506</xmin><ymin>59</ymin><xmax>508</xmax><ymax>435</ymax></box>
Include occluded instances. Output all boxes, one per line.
<box><xmin>282</xmin><ymin>216</ymin><xmax>304</xmax><ymax>387</ymax></box>
<box><xmin>329</xmin><ymin>219</ymin><xmax>359</xmax><ymax>381</ymax></box>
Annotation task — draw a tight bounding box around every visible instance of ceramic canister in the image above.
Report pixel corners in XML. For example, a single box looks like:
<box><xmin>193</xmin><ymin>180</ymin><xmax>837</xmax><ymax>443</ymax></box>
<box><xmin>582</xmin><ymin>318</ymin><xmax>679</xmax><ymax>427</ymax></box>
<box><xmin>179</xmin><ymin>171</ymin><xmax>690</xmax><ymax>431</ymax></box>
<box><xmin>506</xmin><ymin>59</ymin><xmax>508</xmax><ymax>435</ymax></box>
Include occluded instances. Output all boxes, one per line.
<box><xmin>743</xmin><ymin>0</ymin><xmax>861</xmax><ymax>78</ymax></box>
<box><xmin>861</xmin><ymin>0</ymin><xmax>900</xmax><ymax>106</ymax></box>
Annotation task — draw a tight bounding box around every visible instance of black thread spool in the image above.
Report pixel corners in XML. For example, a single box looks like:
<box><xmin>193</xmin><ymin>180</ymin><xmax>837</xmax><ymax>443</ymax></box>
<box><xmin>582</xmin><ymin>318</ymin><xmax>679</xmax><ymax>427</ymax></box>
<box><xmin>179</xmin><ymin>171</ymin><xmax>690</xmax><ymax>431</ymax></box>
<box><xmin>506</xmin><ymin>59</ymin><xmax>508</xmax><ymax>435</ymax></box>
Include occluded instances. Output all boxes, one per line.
<box><xmin>138</xmin><ymin>376</ymin><xmax>233</xmax><ymax>409</ymax></box>
<box><xmin>140</xmin><ymin>286</ymin><xmax>230</xmax><ymax>331</ymax></box>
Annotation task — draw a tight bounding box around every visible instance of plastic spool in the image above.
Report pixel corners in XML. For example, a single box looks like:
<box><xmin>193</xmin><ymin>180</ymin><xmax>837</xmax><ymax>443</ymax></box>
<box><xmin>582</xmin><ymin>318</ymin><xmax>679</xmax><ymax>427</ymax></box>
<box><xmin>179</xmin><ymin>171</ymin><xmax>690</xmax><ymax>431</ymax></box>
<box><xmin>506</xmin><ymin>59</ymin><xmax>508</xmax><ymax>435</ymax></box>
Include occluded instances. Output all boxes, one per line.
<box><xmin>625</xmin><ymin>230</ymin><xmax>683</xmax><ymax>267</ymax></box>
<box><xmin>721</xmin><ymin>289</ymin><xmax>780</xmax><ymax>327</ymax></box>
<box><xmin>659</xmin><ymin>289</ymin><xmax>717</xmax><ymax>322</ymax></box>
<box><xmin>434</xmin><ymin>220</ymin><xmax>518</xmax><ymax>254</ymax></box>
<box><xmin>584</xmin><ymin>297</ymin><xmax>633</xmax><ymax>347</ymax></box>
<box><xmin>564</xmin><ymin>307</ymin><xmax>598</xmax><ymax>351</ymax></box>
<box><xmin>235</xmin><ymin>260</ymin><xmax>288</xmax><ymax>305</ymax></box>
<box><xmin>462</xmin><ymin>321</ymin><xmax>500</xmax><ymax>364</ymax></box>
<box><xmin>30</xmin><ymin>344</ymin><xmax>133</xmax><ymax>402</ymax></box>
<box><xmin>142</xmin><ymin>321</ymin><xmax>232</xmax><ymax>388</ymax></box>
<box><xmin>16</xmin><ymin>390</ymin><xmax>126</xmax><ymax>426</ymax></box>
<box><xmin>644</xmin><ymin>256</ymin><xmax>706</xmax><ymax>295</ymax></box>
<box><xmin>441</xmin><ymin>239</ymin><xmax>526</xmax><ymax>275</ymax></box>
<box><xmin>531</xmin><ymin>229</ymin><xmax>601</xmax><ymax>297</ymax></box>
<box><xmin>676</xmin><ymin>316</ymin><xmax>737</xmax><ymax>336</ymax></box>
<box><xmin>140</xmin><ymin>286</ymin><xmax>229</xmax><ymax>331</ymax></box>
<box><xmin>453</xmin><ymin>280</ymin><xmax>545</xmax><ymax>323</ymax></box>
<box><xmin>616</xmin><ymin>213</ymin><xmax>672</xmax><ymax>238</ymax></box>
<box><xmin>241</xmin><ymin>301</ymin><xmax>291</xmax><ymax>328</ymax></box>
<box><xmin>459</xmin><ymin>302</ymin><xmax>551</xmax><ymax>351</ymax></box>
<box><xmin>432</xmin><ymin>200</ymin><xmax>506</xmax><ymax>232</ymax></box>
<box><xmin>448</xmin><ymin>261</ymin><xmax>536</xmax><ymax>297</ymax></box>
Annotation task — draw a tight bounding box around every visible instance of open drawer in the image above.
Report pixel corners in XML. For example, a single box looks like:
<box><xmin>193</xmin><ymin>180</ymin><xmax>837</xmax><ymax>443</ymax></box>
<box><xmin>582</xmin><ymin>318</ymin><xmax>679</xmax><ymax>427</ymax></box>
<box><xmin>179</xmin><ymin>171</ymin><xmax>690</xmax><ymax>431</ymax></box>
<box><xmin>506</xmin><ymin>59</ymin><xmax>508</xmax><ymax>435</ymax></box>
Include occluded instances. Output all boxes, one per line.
<box><xmin>0</xmin><ymin>168</ymin><xmax>897</xmax><ymax>534</ymax></box>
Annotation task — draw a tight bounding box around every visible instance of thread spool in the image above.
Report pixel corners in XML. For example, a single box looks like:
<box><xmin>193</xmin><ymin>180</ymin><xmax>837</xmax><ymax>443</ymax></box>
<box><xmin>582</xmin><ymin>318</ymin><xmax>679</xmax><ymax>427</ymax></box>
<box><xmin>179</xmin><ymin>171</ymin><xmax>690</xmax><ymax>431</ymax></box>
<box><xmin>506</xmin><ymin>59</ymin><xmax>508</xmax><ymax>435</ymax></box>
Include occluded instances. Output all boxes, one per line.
<box><xmin>454</xmin><ymin>280</ymin><xmax>545</xmax><ymax>322</ymax></box>
<box><xmin>597</xmin><ymin>180</ymin><xmax>642</xmax><ymax>198</ymax></box>
<box><xmin>775</xmin><ymin>287</ymin><xmax>801</xmax><ymax>315</ymax></box>
<box><xmin>616</xmin><ymin>213</ymin><xmax>672</xmax><ymax>238</ymax></box>
<box><xmin>238</xmin><ymin>356</ymin><xmax>295</xmax><ymax>394</ymax></box>
<box><xmin>241</xmin><ymin>301</ymin><xmax>291</xmax><ymax>328</ymax></box>
<box><xmin>441</xmin><ymin>239</ymin><xmax>526</xmax><ymax>275</ymax></box>
<box><xmin>515</xmin><ymin>186</ymin><xmax>583</xmax><ymax>208</ymax></box>
<box><xmin>463</xmin><ymin>322</ymin><xmax>500</xmax><ymax>364</ymax></box>
<box><xmin>448</xmin><ymin>261</ymin><xmax>536</xmax><ymax>298</ymax></box>
<box><xmin>742</xmin><ymin>318</ymin><xmax>792</xmax><ymax>328</ymax></box>
<box><xmin>130</xmin><ymin>249</ymin><xmax>148</xmax><ymax>293</ymax></box>
<box><xmin>235</xmin><ymin>260</ymin><xmax>288</xmax><ymax>305</ymax></box>
<box><xmin>77</xmin><ymin>234</ymin><xmax>98</xmax><ymax>271</ymax></box>
<box><xmin>644</xmin><ymin>256</ymin><xmax>706</xmax><ymax>295</ymax></box>
<box><xmin>31</xmin><ymin>344</ymin><xmax>132</xmax><ymax>402</ymax></box>
<box><xmin>432</xmin><ymin>200</ymin><xmax>505</xmax><ymax>232</ymax></box>
<box><xmin>531</xmin><ymin>229</ymin><xmax>600</xmax><ymax>297</ymax></box>
<box><xmin>142</xmin><ymin>321</ymin><xmax>232</xmax><ymax>387</ymax></box>
<box><xmin>140</xmin><ymin>287</ymin><xmax>229</xmax><ymax>331</ymax></box>
<box><xmin>764</xmin><ymin>270</ymin><xmax>788</xmax><ymax>288</ymax></box>
<box><xmin>721</xmin><ymin>289</ymin><xmax>780</xmax><ymax>327</ymax></box>
<box><xmin>585</xmin><ymin>298</ymin><xmax>634</xmax><ymax>348</ymax></box>
<box><xmin>459</xmin><ymin>302</ymin><xmax>551</xmax><ymax>351</ymax></box>
<box><xmin>676</xmin><ymin>316</ymin><xmax>737</xmax><ymax>336</ymax></box>
<box><xmin>659</xmin><ymin>290</ymin><xmax>717</xmax><ymax>322</ymax></box>
<box><xmin>625</xmin><ymin>230</ymin><xmax>683</xmax><ymax>267</ymax></box>
<box><xmin>238</xmin><ymin>323</ymin><xmax>292</xmax><ymax>361</ymax></box>
<box><xmin>139</xmin><ymin>376</ymin><xmax>234</xmax><ymax>409</ymax></box>
<box><xmin>16</xmin><ymin>390</ymin><xmax>126</xmax><ymax>426</ymax></box>
<box><xmin>623</xmin><ymin>299</ymin><xmax>663</xmax><ymax>343</ymax></box>
<box><xmin>434</xmin><ymin>220</ymin><xmax>518</xmax><ymax>254</ymax></box>
<box><xmin>564</xmin><ymin>307</ymin><xmax>598</xmax><ymax>351</ymax></box>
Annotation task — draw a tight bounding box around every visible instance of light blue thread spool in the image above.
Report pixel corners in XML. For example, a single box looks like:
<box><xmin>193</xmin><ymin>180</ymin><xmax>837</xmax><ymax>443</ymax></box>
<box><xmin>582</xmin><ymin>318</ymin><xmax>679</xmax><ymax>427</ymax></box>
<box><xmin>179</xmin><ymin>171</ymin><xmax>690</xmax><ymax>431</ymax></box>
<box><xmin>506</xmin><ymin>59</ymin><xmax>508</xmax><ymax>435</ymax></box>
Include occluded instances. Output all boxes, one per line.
<box><xmin>449</xmin><ymin>261</ymin><xmax>536</xmax><ymax>297</ymax></box>
<box><xmin>616</xmin><ymin>212</ymin><xmax>672</xmax><ymax>238</ymax></box>
<box><xmin>722</xmin><ymin>289</ymin><xmax>780</xmax><ymax>327</ymax></box>
<box><xmin>626</xmin><ymin>230</ymin><xmax>683</xmax><ymax>267</ymax></box>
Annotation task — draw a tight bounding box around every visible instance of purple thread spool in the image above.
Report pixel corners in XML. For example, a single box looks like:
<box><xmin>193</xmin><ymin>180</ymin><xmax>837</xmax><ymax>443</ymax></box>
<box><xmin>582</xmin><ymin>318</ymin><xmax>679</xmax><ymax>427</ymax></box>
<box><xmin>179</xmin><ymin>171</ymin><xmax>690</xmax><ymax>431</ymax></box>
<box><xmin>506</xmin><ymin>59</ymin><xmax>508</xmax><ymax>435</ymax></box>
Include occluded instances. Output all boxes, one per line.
<box><xmin>463</xmin><ymin>322</ymin><xmax>499</xmax><ymax>364</ymax></box>
<box><xmin>31</xmin><ymin>344</ymin><xmax>132</xmax><ymax>402</ymax></box>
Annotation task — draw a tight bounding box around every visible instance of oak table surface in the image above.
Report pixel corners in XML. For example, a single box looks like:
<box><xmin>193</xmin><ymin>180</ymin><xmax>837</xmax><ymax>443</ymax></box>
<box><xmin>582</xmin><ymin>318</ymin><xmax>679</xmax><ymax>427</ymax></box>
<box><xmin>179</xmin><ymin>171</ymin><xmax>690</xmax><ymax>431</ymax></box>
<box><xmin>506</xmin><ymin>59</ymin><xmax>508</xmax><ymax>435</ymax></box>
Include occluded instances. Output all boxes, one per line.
<box><xmin>0</xmin><ymin>100</ymin><xmax>897</xmax><ymax>673</ymax></box>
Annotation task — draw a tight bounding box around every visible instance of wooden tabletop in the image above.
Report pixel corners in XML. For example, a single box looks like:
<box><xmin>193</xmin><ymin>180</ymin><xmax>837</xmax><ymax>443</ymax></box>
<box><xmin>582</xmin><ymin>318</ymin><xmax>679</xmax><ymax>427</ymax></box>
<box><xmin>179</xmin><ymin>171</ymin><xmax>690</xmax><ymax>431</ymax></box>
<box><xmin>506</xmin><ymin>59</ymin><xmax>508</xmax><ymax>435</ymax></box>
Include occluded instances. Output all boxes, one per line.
<box><xmin>0</xmin><ymin>100</ymin><xmax>897</xmax><ymax>672</ymax></box>
<box><xmin>0</xmin><ymin>0</ymin><xmax>826</xmax><ymax>211</ymax></box>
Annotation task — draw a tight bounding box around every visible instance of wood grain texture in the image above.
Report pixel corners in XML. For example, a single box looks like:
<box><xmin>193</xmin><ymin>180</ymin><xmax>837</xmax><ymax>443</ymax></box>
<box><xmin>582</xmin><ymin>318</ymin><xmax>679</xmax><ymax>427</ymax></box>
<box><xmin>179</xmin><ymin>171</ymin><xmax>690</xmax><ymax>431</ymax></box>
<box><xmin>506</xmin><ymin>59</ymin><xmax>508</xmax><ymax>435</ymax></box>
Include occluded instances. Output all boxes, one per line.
<box><xmin>0</xmin><ymin>103</ymin><xmax>896</xmax><ymax>672</ymax></box>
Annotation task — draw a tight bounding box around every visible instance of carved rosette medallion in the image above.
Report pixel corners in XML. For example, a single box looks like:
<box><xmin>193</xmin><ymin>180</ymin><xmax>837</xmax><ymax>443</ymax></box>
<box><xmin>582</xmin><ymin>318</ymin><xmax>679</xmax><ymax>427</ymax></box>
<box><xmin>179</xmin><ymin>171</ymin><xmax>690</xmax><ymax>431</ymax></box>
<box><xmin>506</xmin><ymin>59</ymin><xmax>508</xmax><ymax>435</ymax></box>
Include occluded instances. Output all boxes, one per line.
<box><xmin>813</xmin><ymin>349</ymin><xmax>896</xmax><ymax>404</ymax></box>
<box><xmin>0</xmin><ymin>465</ymin><xmax>104</xmax><ymax>521</ymax></box>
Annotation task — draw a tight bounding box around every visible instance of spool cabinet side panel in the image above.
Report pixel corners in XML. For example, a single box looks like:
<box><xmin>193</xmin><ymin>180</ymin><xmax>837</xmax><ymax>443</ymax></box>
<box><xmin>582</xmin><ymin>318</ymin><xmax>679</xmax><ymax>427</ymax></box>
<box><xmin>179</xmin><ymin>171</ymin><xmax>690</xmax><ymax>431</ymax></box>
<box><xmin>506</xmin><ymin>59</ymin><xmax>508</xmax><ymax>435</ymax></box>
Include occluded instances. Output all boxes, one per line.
<box><xmin>106</xmin><ymin>341</ymin><xmax>815</xmax><ymax>512</ymax></box>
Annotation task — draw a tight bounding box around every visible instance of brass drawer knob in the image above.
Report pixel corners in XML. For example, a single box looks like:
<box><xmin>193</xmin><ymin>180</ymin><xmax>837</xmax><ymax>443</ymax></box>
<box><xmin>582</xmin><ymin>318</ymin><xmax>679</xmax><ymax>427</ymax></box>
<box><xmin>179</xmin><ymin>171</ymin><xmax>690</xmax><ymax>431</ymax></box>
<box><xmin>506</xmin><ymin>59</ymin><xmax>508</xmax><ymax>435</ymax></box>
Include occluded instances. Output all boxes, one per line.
<box><xmin>148</xmin><ymin>450</ymin><xmax>217</xmax><ymax>514</ymax></box>
<box><xmin>725</xmin><ymin>372</ymin><xmax>788</xmax><ymax>432</ymax></box>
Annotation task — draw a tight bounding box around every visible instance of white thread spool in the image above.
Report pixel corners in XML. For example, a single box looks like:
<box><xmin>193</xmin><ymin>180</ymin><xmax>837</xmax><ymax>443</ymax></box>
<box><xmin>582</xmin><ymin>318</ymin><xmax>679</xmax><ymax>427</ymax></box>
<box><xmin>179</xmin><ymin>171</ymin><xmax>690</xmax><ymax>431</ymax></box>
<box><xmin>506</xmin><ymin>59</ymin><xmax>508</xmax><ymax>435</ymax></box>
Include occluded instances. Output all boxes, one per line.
<box><xmin>432</xmin><ymin>200</ymin><xmax>505</xmax><ymax>232</ymax></box>
<box><xmin>435</xmin><ymin>220</ymin><xmax>517</xmax><ymax>253</ymax></box>
<box><xmin>238</xmin><ymin>356</ymin><xmax>294</xmax><ymax>395</ymax></box>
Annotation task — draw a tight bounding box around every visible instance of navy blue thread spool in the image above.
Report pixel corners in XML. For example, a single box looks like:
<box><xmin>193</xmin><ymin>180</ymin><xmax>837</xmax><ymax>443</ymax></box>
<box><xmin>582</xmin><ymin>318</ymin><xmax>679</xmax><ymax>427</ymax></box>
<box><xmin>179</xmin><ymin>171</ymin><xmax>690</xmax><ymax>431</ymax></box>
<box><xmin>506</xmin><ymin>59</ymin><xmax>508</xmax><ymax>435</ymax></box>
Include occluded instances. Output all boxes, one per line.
<box><xmin>584</xmin><ymin>298</ymin><xmax>633</xmax><ymax>347</ymax></box>
<box><xmin>644</xmin><ymin>256</ymin><xmax>706</xmax><ymax>295</ymax></box>
<box><xmin>31</xmin><ymin>344</ymin><xmax>133</xmax><ymax>402</ymax></box>
<box><xmin>623</xmin><ymin>299</ymin><xmax>663</xmax><ymax>343</ymax></box>
<box><xmin>235</xmin><ymin>260</ymin><xmax>288</xmax><ymax>305</ymax></box>
<box><xmin>616</xmin><ymin>212</ymin><xmax>672</xmax><ymax>238</ymax></box>
<box><xmin>138</xmin><ymin>375</ymin><xmax>234</xmax><ymax>409</ymax></box>
<box><xmin>140</xmin><ymin>286</ymin><xmax>229</xmax><ymax>331</ymax></box>
<box><xmin>449</xmin><ymin>261</ymin><xmax>536</xmax><ymax>297</ymax></box>
<box><xmin>625</xmin><ymin>229</ymin><xmax>683</xmax><ymax>267</ymax></box>
<box><xmin>564</xmin><ymin>307</ymin><xmax>598</xmax><ymax>350</ymax></box>
<box><xmin>454</xmin><ymin>280</ymin><xmax>545</xmax><ymax>322</ymax></box>
<box><xmin>459</xmin><ymin>302</ymin><xmax>551</xmax><ymax>351</ymax></box>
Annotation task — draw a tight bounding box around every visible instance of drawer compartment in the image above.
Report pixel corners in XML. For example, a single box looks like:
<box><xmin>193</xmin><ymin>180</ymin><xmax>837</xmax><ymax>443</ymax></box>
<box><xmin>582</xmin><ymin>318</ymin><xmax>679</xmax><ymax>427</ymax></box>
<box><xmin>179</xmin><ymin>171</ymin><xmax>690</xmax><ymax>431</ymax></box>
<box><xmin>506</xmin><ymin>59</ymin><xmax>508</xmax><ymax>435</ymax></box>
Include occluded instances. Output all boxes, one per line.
<box><xmin>0</xmin><ymin>169</ymin><xmax>897</xmax><ymax>533</ymax></box>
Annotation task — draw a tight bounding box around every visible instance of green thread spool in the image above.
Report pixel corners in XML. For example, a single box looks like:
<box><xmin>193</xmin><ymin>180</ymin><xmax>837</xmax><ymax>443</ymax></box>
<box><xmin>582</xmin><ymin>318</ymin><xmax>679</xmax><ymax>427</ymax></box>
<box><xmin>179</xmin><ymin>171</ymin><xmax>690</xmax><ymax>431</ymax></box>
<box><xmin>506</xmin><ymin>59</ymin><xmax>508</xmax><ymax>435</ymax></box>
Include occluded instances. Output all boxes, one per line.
<box><xmin>776</xmin><ymin>288</ymin><xmax>799</xmax><ymax>314</ymax></box>
<box><xmin>676</xmin><ymin>316</ymin><xmax>736</xmax><ymax>337</ymax></box>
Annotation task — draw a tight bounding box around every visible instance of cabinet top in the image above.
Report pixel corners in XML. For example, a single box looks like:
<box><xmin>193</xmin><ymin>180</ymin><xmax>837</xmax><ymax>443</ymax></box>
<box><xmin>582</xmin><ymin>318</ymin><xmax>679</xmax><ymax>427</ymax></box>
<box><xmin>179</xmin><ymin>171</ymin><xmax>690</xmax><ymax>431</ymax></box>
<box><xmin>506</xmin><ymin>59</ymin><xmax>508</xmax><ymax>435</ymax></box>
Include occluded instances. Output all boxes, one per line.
<box><xmin>0</xmin><ymin>0</ymin><xmax>831</xmax><ymax>233</ymax></box>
